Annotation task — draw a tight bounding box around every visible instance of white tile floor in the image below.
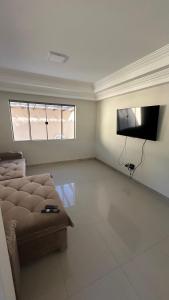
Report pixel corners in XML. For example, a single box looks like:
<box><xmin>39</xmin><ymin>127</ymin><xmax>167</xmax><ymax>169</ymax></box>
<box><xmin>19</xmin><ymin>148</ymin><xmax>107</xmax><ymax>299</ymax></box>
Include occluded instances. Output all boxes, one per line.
<box><xmin>21</xmin><ymin>159</ymin><xmax>169</xmax><ymax>300</ymax></box>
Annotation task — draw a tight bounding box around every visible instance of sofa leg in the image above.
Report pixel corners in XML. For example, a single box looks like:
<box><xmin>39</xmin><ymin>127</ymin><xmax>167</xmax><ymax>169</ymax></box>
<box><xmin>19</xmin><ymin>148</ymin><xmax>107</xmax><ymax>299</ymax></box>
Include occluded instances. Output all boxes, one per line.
<box><xmin>58</xmin><ymin>244</ymin><xmax>67</xmax><ymax>252</ymax></box>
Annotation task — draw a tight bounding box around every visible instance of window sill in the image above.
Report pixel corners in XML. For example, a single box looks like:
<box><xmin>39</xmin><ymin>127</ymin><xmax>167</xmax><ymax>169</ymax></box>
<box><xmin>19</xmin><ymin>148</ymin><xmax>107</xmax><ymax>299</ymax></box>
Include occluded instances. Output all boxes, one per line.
<box><xmin>13</xmin><ymin>138</ymin><xmax>76</xmax><ymax>142</ymax></box>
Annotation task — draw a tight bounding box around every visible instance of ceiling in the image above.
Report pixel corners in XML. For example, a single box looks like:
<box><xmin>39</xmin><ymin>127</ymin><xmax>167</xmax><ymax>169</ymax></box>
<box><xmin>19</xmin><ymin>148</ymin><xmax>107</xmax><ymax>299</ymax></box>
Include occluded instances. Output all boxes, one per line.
<box><xmin>0</xmin><ymin>0</ymin><xmax>169</xmax><ymax>83</ymax></box>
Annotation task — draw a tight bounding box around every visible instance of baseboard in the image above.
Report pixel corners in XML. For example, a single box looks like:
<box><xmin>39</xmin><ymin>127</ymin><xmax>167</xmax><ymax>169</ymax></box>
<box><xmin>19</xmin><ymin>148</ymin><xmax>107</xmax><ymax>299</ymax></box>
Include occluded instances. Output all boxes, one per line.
<box><xmin>95</xmin><ymin>157</ymin><xmax>169</xmax><ymax>201</ymax></box>
<box><xmin>28</xmin><ymin>157</ymin><xmax>96</xmax><ymax>167</ymax></box>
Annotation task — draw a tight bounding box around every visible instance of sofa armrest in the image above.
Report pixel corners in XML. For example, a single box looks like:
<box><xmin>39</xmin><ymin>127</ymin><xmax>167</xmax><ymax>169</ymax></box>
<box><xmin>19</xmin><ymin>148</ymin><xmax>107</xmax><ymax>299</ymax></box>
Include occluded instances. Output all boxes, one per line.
<box><xmin>0</xmin><ymin>152</ymin><xmax>23</xmax><ymax>161</ymax></box>
<box><xmin>4</xmin><ymin>220</ymin><xmax>21</xmax><ymax>300</ymax></box>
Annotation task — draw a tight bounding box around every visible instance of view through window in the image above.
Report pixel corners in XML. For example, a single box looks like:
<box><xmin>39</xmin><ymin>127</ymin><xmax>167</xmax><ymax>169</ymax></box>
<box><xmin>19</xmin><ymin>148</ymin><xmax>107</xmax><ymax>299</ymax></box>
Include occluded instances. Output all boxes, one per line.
<box><xmin>9</xmin><ymin>101</ymin><xmax>76</xmax><ymax>141</ymax></box>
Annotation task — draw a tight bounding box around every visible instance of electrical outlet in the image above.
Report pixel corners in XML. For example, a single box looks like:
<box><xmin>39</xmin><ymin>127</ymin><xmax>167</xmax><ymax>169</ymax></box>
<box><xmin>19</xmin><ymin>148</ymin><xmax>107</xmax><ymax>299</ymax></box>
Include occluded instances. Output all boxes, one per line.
<box><xmin>129</xmin><ymin>163</ymin><xmax>135</xmax><ymax>170</ymax></box>
<box><xmin>125</xmin><ymin>163</ymin><xmax>135</xmax><ymax>170</ymax></box>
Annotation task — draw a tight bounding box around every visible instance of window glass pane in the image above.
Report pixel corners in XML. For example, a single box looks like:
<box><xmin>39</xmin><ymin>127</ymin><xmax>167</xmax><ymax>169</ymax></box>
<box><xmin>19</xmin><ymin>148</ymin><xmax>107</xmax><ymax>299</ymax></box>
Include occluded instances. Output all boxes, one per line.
<box><xmin>29</xmin><ymin>103</ymin><xmax>47</xmax><ymax>140</ymax></box>
<box><xmin>62</xmin><ymin>106</ymin><xmax>75</xmax><ymax>139</ymax></box>
<box><xmin>46</xmin><ymin>105</ymin><xmax>61</xmax><ymax>139</ymax></box>
<box><xmin>10</xmin><ymin>102</ymin><xmax>30</xmax><ymax>141</ymax></box>
<box><xmin>10</xmin><ymin>101</ymin><xmax>76</xmax><ymax>141</ymax></box>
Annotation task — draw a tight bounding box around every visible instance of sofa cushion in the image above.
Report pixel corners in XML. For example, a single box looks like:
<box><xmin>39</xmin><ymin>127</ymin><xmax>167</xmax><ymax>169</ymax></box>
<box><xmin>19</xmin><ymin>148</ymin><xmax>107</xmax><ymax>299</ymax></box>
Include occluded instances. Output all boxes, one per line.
<box><xmin>0</xmin><ymin>174</ymin><xmax>73</xmax><ymax>242</ymax></box>
<box><xmin>0</xmin><ymin>158</ymin><xmax>26</xmax><ymax>181</ymax></box>
<box><xmin>4</xmin><ymin>220</ymin><xmax>21</xmax><ymax>300</ymax></box>
<box><xmin>0</xmin><ymin>152</ymin><xmax>23</xmax><ymax>161</ymax></box>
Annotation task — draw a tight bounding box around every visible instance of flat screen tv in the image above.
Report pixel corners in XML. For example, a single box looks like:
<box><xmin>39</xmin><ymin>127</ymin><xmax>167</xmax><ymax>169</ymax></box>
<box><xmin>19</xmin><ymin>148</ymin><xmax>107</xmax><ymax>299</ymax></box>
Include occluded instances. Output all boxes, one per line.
<box><xmin>117</xmin><ymin>105</ymin><xmax>160</xmax><ymax>141</ymax></box>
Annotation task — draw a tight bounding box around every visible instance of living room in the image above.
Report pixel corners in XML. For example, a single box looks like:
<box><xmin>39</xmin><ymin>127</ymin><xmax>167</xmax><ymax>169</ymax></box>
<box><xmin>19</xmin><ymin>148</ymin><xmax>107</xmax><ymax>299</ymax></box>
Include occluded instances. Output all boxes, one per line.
<box><xmin>1</xmin><ymin>1</ymin><xmax>169</xmax><ymax>300</ymax></box>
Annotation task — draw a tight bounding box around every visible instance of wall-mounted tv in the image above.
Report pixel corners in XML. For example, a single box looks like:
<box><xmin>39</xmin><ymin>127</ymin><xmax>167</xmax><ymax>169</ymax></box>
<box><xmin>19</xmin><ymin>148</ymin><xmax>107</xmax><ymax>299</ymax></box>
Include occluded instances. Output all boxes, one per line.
<box><xmin>117</xmin><ymin>105</ymin><xmax>160</xmax><ymax>141</ymax></box>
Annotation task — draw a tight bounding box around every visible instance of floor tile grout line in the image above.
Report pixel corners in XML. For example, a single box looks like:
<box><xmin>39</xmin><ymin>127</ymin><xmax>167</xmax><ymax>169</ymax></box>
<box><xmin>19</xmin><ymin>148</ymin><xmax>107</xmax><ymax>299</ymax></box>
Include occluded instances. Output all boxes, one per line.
<box><xmin>64</xmin><ymin>264</ymin><xmax>122</xmax><ymax>299</ymax></box>
<box><xmin>118</xmin><ymin>233</ymin><xmax>169</xmax><ymax>269</ymax></box>
<box><xmin>59</xmin><ymin>227</ymin><xmax>120</xmax><ymax>298</ymax></box>
<box><xmin>95</xmin><ymin>218</ymin><xmax>169</xmax><ymax>270</ymax></box>
<box><xmin>120</xmin><ymin>267</ymin><xmax>142</xmax><ymax>300</ymax></box>
<box><xmin>94</xmin><ymin>222</ymin><xmax>120</xmax><ymax>265</ymax></box>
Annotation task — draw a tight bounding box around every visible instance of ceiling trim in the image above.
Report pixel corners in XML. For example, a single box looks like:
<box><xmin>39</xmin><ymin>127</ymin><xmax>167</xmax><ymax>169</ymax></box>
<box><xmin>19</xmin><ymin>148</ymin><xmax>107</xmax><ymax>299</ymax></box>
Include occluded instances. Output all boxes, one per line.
<box><xmin>96</xmin><ymin>67</ymin><xmax>169</xmax><ymax>100</ymax></box>
<box><xmin>1</xmin><ymin>44</ymin><xmax>169</xmax><ymax>101</ymax></box>
<box><xmin>94</xmin><ymin>43</ymin><xmax>169</xmax><ymax>93</ymax></box>
<box><xmin>0</xmin><ymin>68</ymin><xmax>96</xmax><ymax>101</ymax></box>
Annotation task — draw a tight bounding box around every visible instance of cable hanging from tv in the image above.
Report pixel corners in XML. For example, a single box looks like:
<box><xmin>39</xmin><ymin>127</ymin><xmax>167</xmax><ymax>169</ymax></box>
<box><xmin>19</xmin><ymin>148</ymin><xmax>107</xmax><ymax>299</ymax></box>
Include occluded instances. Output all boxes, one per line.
<box><xmin>131</xmin><ymin>139</ymin><xmax>147</xmax><ymax>177</ymax></box>
<box><xmin>118</xmin><ymin>136</ymin><xmax>128</xmax><ymax>166</ymax></box>
<box><xmin>118</xmin><ymin>137</ymin><xmax>147</xmax><ymax>178</ymax></box>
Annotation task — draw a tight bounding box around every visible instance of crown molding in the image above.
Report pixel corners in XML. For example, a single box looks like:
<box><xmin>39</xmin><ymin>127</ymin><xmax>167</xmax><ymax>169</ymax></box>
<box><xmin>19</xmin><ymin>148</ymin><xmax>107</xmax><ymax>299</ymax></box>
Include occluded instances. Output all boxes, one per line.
<box><xmin>1</xmin><ymin>43</ymin><xmax>169</xmax><ymax>102</ymax></box>
<box><xmin>94</xmin><ymin>43</ymin><xmax>169</xmax><ymax>93</ymax></box>
<box><xmin>96</xmin><ymin>67</ymin><xmax>169</xmax><ymax>100</ymax></box>
<box><xmin>0</xmin><ymin>68</ymin><xmax>96</xmax><ymax>101</ymax></box>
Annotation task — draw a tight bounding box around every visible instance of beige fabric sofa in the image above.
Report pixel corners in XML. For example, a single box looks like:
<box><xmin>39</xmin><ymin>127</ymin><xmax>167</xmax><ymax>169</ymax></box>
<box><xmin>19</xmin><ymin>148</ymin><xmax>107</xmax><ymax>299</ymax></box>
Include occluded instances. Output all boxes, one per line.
<box><xmin>0</xmin><ymin>152</ymin><xmax>73</xmax><ymax>299</ymax></box>
<box><xmin>0</xmin><ymin>174</ymin><xmax>73</xmax><ymax>264</ymax></box>
<box><xmin>0</xmin><ymin>152</ymin><xmax>26</xmax><ymax>181</ymax></box>
<box><xmin>4</xmin><ymin>220</ymin><xmax>21</xmax><ymax>300</ymax></box>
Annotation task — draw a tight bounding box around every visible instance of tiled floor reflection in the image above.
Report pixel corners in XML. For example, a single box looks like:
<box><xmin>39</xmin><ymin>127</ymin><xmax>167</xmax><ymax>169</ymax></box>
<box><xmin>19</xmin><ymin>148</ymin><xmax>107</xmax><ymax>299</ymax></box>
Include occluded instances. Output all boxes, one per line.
<box><xmin>56</xmin><ymin>182</ymin><xmax>76</xmax><ymax>208</ymax></box>
<box><xmin>22</xmin><ymin>159</ymin><xmax>169</xmax><ymax>300</ymax></box>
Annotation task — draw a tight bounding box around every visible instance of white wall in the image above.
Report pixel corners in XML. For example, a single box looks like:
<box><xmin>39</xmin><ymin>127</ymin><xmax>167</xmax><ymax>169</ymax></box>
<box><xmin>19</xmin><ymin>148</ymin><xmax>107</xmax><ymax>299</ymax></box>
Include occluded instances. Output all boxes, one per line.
<box><xmin>96</xmin><ymin>83</ymin><xmax>169</xmax><ymax>198</ymax></box>
<box><xmin>0</xmin><ymin>92</ymin><xmax>96</xmax><ymax>165</ymax></box>
<box><xmin>0</xmin><ymin>209</ymin><xmax>16</xmax><ymax>300</ymax></box>
<box><xmin>1</xmin><ymin>86</ymin><xmax>169</xmax><ymax>198</ymax></box>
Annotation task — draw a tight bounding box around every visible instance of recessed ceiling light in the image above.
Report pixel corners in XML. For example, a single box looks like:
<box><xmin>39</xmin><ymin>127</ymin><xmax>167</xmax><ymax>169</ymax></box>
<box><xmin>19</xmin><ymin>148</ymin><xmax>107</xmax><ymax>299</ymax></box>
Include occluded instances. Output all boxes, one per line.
<box><xmin>48</xmin><ymin>51</ymin><xmax>69</xmax><ymax>63</ymax></box>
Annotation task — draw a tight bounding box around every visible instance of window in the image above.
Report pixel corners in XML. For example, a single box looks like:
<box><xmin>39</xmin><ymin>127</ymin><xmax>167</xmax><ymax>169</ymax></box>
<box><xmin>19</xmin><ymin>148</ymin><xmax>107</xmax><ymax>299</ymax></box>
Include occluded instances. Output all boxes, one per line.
<box><xmin>9</xmin><ymin>101</ymin><xmax>76</xmax><ymax>141</ymax></box>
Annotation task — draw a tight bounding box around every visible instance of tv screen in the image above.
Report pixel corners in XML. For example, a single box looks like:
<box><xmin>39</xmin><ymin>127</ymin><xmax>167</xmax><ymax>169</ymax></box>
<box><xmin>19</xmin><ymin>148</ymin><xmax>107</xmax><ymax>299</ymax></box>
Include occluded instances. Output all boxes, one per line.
<box><xmin>117</xmin><ymin>105</ymin><xmax>160</xmax><ymax>141</ymax></box>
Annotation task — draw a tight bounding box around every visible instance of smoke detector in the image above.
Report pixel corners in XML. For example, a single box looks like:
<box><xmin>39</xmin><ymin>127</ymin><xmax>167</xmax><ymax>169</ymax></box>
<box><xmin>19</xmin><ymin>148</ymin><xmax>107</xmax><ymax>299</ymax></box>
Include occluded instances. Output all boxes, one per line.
<box><xmin>48</xmin><ymin>51</ymin><xmax>69</xmax><ymax>63</ymax></box>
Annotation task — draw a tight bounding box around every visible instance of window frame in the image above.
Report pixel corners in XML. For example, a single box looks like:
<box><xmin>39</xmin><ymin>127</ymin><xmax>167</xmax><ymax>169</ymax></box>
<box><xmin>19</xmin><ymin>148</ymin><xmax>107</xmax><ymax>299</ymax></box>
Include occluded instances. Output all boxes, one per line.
<box><xmin>9</xmin><ymin>100</ymin><xmax>76</xmax><ymax>142</ymax></box>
